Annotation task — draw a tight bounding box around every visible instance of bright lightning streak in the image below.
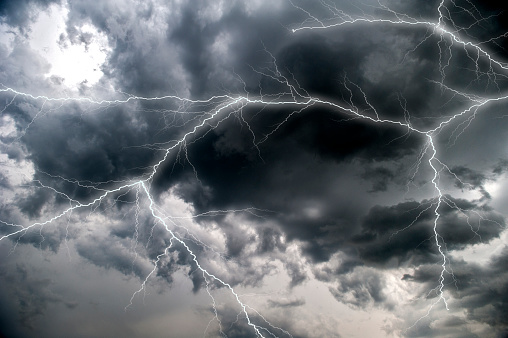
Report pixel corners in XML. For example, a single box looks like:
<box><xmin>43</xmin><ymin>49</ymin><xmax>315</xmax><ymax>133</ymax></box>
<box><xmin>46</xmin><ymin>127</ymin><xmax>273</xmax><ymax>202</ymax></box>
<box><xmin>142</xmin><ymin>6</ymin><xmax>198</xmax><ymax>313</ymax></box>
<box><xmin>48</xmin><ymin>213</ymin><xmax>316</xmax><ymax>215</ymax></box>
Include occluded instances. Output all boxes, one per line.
<box><xmin>290</xmin><ymin>0</ymin><xmax>508</xmax><ymax>330</ymax></box>
<box><xmin>140</xmin><ymin>181</ymin><xmax>270</xmax><ymax>337</ymax></box>
<box><xmin>1</xmin><ymin>0</ymin><xmax>507</xmax><ymax>336</ymax></box>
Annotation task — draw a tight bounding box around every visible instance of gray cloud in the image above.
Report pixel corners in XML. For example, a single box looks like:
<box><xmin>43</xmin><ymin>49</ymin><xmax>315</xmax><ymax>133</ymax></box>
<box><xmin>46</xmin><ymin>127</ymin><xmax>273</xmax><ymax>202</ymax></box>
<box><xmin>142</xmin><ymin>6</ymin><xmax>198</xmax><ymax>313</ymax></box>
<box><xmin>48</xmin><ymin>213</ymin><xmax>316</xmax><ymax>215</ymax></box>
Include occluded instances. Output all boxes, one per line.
<box><xmin>0</xmin><ymin>0</ymin><xmax>61</xmax><ymax>31</ymax></box>
<box><xmin>402</xmin><ymin>248</ymin><xmax>508</xmax><ymax>337</ymax></box>
<box><xmin>330</xmin><ymin>269</ymin><xmax>388</xmax><ymax>309</ymax></box>
<box><xmin>352</xmin><ymin>196</ymin><xmax>505</xmax><ymax>266</ymax></box>
<box><xmin>0</xmin><ymin>263</ymin><xmax>77</xmax><ymax>334</ymax></box>
<box><xmin>267</xmin><ymin>297</ymin><xmax>305</xmax><ymax>308</ymax></box>
<box><xmin>1</xmin><ymin>0</ymin><xmax>508</xmax><ymax>337</ymax></box>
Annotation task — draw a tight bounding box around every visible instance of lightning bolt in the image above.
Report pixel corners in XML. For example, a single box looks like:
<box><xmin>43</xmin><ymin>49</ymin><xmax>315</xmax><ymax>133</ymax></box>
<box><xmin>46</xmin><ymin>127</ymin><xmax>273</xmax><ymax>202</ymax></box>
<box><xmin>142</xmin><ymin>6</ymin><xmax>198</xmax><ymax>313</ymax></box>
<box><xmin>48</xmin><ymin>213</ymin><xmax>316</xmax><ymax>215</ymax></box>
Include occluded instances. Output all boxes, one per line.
<box><xmin>1</xmin><ymin>0</ymin><xmax>507</xmax><ymax>336</ymax></box>
<box><xmin>290</xmin><ymin>0</ymin><xmax>508</xmax><ymax>330</ymax></box>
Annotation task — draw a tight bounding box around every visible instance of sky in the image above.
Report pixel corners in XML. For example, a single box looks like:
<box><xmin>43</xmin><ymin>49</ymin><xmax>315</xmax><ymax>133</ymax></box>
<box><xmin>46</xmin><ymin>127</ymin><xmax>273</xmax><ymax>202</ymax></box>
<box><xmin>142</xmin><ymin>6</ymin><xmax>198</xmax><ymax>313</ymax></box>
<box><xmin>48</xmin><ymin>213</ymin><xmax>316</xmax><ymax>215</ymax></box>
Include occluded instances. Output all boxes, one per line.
<box><xmin>1</xmin><ymin>0</ymin><xmax>508</xmax><ymax>337</ymax></box>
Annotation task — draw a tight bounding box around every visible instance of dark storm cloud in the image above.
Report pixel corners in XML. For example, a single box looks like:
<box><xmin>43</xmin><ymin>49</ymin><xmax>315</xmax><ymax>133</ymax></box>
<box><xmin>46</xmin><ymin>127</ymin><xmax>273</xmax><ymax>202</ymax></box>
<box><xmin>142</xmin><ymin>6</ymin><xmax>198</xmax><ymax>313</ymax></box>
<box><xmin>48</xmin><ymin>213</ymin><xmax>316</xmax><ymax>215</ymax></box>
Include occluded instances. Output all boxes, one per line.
<box><xmin>0</xmin><ymin>263</ymin><xmax>76</xmax><ymax>331</ymax></box>
<box><xmin>0</xmin><ymin>104</ymin><xmax>159</xmax><ymax>235</ymax></box>
<box><xmin>128</xmin><ymin>0</ymin><xmax>508</xmax><ymax>272</ymax></box>
<box><xmin>0</xmin><ymin>0</ymin><xmax>61</xmax><ymax>30</ymax></box>
<box><xmin>388</xmin><ymin>0</ymin><xmax>508</xmax><ymax>59</ymax></box>
<box><xmin>403</xmin><ymin>248</ymin><xmax>508</xmax><ymax>336</ymax></box>
<box><xmin>74</xmin><ymin>205</ymin><xmax>210</xmax><ymax>291</ymax></box>
<box><xmin>3</xmin><ymin>0</ymin><xmax>437</xmax><ymax>259</ymax></box>
<box><xmin>257</xmin><ymin>227</ymin><xmax>285</xmax><ymax>254</ymax></box>
<box><xmin>449</xmin><ymin>166</ymin><xmax>487</xmax><ymax>189</ymax></box>
<box><xmin>353</xmin><ymin>196</ymin><xmax>505</xmax><ymax>265</ymax></box>
<box><xmin>406</xmin><ymin>317</ymin><xmax>481</xmax><ymax>338</ymax></box>
<box><xmin>225</xmin><ymin>229</ymin><xmax>251</xmax><ymax>257</ymax></box>
<box><xmin>76</xmin><ymin>235</ymin><xmax>148</xmax><ymax>278</ymax></box>
<box><xmin>493</xmin><ymin>159</ymin><xmax>508</xmax><ymax>175</ymax></box>
<box><xmin>0</xmin><ymin>190</ymin><xmax>69</xmax><ymax>251</ymax></box>
<box><xmin>329</xmin><ymin>269</ymin><xmax>388</xmax><ymax>309</ymax></box>
<box><xmin>24</xmin><ymin>107</ymin><xmax>155</xmax><ymax>183</ymax></box>
<box><xmin>0</xmin><ymin>136</ymin><xmax>25</xmax><ymax>162</ymax></box>
<box><xmin>267</xmin><ymin>297</ymin><xmax>305</xmax><ymax>308</ymax></box>
<box><xmin>63</xmin><ymin>0</ymin><xmax>298</xmax><ymax>98</ymax></box>
<box><xmin>285</xmin><ymin>261</ymin><xmax>308</xmax><ymax>287</ymax></box>
<box><xmin>205</xmin><ymin>305</ymin><xmax>258</xmax><ymax>338</ymax></box>
<box><xmin>150</xmin><ymin>103</ymin><xmax>422</xmax><ymax>265</ymax></box>
<box><xmin>1</xmin><ymin>0</ymin><xmax>503</xmax><ymax>285</ymax></box>
<box><xmin>448</xmin><ymin>165</ymin><xmax>491</xmax><ymax>200</ymax></box>
<box><xmin>18</xmin><ymin>188</ymin><xmax>51</xmax><ymax>218</ymax></box>
<box><xmin>1</xmin><ymin>0</ymin><xmax>508</xmax><ymax>337</ymax></box>
<box><xmin>0</xmin><ymin>172</ymin><xmax>9</xmax><ymax>188</ymax></box>
<box><xmin>361</xmin><ymin>165</ymin><xmax>396</xmax><ymax>193</ymax></box>
<box><xmin>38</xmin><ymin>0</ymin><xmax>433</xmax><ymax>224</ymax></box>
<box><xmin>156</xmin><ymin>249</ymin><xmax>206</xmax><ymax>293</ymax></box>
<box><xmin>314</xmin><ymin>250</ymin><xmax>362</xmax><ymax>279</ymax></box>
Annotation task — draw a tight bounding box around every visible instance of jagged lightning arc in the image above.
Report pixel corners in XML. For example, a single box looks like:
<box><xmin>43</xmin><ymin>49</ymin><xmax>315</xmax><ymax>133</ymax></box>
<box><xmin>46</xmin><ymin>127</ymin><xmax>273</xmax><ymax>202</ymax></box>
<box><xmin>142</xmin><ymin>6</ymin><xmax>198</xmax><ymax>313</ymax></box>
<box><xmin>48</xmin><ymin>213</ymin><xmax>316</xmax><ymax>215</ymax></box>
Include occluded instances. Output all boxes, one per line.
<box><xmin>291</xmin><ymin>0</ymin><xmax>508</xmax><ymax>322</ymax></box>
<box><xmin>1</xmin><ymin>0</ymin><xmax>507</xmax><ymax>336</ymax></box>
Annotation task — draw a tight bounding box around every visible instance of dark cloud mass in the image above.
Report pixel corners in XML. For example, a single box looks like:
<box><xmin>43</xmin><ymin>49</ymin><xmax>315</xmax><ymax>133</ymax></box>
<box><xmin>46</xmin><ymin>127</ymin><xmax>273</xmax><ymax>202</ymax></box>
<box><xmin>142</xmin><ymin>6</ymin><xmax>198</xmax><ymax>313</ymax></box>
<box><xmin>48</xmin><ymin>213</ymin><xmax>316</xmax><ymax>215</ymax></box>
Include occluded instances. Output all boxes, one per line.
<box><xmin>0</xmin><ymin>0</ymin><xmax>61</xmax><ymax>29</ymax></box>
<box><xmin>353</xmin><ymin>196</ymin><xmax>505</xmax><ymax>266</ymax></box>
<box><xmin>1</xmin><ymin>0</ymin><xmax>508</xmax><ymax>337</ymax></box>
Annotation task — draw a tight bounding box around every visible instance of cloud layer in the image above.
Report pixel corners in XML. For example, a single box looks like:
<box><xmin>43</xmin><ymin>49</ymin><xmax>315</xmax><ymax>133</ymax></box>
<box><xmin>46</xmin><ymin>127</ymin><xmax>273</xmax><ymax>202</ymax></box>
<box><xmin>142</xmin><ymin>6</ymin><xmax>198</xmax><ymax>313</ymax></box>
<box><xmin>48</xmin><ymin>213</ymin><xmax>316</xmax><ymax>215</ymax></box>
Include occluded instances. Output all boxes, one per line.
<box><xmin>1</xmin><ymin>0</ymin><xmax>508</xmax><ymax>337</ymax></box>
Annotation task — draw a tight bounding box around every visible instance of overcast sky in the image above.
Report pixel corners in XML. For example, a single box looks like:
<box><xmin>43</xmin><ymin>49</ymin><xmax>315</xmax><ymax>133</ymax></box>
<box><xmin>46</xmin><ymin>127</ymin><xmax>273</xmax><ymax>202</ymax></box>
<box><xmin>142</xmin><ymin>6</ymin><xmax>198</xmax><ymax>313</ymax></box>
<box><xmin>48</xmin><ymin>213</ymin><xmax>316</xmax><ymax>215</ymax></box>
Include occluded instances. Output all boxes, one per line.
<box><xmin>1</xmin><ymin>0</ymin><xmax>508</xmax><ymax>337</ymax></box>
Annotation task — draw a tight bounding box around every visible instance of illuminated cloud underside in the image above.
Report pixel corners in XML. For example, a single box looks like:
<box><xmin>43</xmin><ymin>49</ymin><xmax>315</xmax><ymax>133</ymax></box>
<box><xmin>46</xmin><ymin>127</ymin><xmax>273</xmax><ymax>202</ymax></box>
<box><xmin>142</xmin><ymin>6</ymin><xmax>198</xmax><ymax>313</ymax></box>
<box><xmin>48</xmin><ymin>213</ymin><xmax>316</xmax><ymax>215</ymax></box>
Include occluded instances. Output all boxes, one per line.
<box><xmin>1</xmin><ymin>0</ymin><xmax>508</xmax><ymax>337</ymax></box>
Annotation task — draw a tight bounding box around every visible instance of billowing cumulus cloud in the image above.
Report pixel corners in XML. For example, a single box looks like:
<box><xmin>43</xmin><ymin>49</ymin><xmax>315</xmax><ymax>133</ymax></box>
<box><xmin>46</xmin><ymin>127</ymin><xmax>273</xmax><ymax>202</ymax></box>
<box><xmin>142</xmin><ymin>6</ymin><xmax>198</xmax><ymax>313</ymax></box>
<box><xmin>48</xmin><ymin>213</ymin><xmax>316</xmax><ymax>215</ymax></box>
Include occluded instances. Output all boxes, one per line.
<box><xmin>1</xmin><ymin>0</ymin><xmax>508</xmax><ymax>337</ymax></box>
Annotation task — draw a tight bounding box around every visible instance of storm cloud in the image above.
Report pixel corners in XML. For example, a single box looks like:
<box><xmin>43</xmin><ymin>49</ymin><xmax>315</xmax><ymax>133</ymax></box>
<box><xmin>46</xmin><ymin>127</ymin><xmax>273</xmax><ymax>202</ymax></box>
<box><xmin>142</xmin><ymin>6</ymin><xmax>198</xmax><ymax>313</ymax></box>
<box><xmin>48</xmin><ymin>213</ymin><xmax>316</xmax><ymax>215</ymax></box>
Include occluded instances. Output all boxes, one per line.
<box><xmin>1</xmin><ymin>0</ymin><xmax>508</xmax><ymax>337</ymax></box>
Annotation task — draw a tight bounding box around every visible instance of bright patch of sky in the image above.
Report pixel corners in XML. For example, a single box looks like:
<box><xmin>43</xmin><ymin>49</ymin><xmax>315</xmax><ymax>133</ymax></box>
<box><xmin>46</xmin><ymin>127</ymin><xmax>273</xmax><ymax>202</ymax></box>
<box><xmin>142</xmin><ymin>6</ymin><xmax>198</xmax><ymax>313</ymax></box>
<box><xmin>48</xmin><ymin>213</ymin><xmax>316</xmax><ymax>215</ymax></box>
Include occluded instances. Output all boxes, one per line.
<box><xmin>28</xmin><ymin>3</ymin><xmax>110</xmax><ymax>89</ymax></box>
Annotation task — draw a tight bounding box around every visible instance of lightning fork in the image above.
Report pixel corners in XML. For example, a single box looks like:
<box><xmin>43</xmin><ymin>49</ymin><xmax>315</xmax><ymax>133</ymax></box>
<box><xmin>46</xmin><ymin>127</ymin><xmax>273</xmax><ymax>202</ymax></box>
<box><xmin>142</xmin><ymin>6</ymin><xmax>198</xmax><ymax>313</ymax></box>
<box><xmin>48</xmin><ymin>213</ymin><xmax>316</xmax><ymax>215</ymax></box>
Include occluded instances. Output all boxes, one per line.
<box><xmin>1</xmin><ymin>1</ymin><xmax>508</xmax><ymax>335</ymax></box>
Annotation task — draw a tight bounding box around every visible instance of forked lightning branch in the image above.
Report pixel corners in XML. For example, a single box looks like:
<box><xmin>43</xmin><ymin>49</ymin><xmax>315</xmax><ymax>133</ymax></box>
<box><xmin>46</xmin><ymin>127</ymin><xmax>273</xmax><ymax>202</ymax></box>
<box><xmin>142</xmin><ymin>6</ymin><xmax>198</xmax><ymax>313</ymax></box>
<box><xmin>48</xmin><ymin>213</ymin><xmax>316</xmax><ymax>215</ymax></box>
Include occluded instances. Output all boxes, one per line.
<box><xmin>1</xmin><ymin>0</ymin><xmax>507</xmax><ymax>336</ymax></box>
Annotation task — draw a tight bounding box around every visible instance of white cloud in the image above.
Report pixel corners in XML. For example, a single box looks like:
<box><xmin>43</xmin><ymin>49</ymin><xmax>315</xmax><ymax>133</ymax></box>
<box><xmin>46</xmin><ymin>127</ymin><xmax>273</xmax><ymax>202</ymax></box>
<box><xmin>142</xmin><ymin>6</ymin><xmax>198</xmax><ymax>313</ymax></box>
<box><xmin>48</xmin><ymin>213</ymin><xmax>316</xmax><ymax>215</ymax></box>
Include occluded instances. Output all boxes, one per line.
<box><xmin>28</xmin><ymin>3</ymin><xmax>109</xmax><ymax>89</ymax></box>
